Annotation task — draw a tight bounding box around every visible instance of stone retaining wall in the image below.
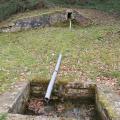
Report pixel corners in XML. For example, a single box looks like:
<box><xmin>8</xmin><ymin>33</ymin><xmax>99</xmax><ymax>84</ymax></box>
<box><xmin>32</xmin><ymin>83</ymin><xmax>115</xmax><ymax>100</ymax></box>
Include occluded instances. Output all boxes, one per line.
<box><xmin>30</xmin><ymin>81</ymin><xmax>95</xmax><ymax>99</ymax></box>
<box><xmin>0</xmin><ymin>9</ymin><xmax>92</xmax><ymax>32</ymax></box>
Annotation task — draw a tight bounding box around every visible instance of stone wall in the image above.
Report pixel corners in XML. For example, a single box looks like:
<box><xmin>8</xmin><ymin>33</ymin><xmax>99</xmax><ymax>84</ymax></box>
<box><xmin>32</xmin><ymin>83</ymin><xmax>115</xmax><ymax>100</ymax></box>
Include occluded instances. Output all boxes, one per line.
<box><xmin>73</xmin><ymin>10</ymin><xmax>92</xmax><ymax>27</ymax></box>
<box><xmin>0</xmin><ymin>9</ymin><xmax>92</xmax><ymax>32</ymax></box>
<box><xmin>62</xmin><ymin>81</ymin><xmax>95</xmax><ymax>99</ymax></box>
<box><xmin>30</xmin><ymin>81</ymin><xmax>95</xmax><ymax>99</ymax></box>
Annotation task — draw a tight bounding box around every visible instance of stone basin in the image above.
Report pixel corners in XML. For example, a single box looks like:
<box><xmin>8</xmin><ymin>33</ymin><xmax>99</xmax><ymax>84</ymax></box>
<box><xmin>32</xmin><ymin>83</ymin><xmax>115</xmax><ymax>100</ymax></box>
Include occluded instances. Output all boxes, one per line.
<box><xmin>0</xmin><ymin>80</ymin><xmax>120</xmax><ymax>120</ymax></box>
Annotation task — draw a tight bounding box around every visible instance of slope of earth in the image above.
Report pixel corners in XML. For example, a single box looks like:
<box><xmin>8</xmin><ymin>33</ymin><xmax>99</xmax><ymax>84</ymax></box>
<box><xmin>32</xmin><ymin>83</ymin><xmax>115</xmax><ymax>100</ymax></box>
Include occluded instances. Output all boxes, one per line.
<box><xmin>0</xmin><ymin>8</ymin><xmax>120</xmax><ymax>95</ymax></box>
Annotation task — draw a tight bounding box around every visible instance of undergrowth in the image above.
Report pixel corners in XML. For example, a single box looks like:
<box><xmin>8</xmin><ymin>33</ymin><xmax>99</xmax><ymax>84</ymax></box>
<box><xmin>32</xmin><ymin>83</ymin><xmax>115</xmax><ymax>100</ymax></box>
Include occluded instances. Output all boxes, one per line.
<box><xmin>0</xmin><ymin>0</ymin><xmax>48</xmax><ymax>21</ymax></box>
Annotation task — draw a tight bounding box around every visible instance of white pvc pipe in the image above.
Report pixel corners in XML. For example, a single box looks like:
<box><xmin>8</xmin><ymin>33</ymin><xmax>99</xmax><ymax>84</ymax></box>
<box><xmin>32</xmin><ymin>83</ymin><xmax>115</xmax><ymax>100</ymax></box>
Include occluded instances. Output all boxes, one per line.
<box><xmin>45</xmin><ymin>54</ymin><xmax>62</xmax><ymax>102</ymax></box>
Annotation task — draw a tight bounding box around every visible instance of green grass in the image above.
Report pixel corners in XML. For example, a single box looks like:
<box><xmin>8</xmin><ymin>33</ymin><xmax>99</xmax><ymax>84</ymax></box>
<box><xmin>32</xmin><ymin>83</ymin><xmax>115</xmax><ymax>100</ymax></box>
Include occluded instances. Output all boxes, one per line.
<box><xmin>0</xmin><ymin>18</ymin><xmax>120</xmax><ymax>93</ymax></box>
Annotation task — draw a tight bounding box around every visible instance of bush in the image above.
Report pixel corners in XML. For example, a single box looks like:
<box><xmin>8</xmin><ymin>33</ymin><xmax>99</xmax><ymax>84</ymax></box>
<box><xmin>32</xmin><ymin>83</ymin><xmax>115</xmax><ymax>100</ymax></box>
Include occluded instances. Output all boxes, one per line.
<box><xmin>65</xmin><ymin>0</ymin><xmax>77</xmax><ymax>4</ymax></box>
<box><xmin>79</xmin><ymin>0</ymin><xmax>91</xmax><ymax>4</ymax></box>
<box><xmin>0</xmin><ymin>0</ymin><xmax>47</xmax><ymax>21</ymax></box>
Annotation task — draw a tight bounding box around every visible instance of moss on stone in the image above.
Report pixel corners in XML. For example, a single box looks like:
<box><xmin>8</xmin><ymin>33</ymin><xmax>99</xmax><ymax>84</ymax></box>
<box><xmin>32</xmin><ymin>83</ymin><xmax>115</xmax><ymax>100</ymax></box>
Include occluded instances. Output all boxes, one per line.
<box><xmin>97</xmin><ymin>90</ymin><xmax>118</xmax><ymax>118</ymax></box>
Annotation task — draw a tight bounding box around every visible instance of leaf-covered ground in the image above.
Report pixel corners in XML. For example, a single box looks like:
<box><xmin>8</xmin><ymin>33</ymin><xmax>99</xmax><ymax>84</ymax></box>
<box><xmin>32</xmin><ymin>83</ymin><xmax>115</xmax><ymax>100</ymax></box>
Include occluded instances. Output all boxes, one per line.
<box><xmin>0</xmin><ymin>9</ymin><xmax>120</xmax><ymax>94</ymax></box>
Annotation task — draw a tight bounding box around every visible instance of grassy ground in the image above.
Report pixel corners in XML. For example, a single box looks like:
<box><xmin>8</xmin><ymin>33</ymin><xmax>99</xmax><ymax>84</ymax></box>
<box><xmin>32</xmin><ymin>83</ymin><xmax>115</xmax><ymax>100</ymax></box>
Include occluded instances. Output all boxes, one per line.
<box><xmin>0</xmin><ymin>9</ymin><xmax>120</xmax><ymax>93</ymax></box>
